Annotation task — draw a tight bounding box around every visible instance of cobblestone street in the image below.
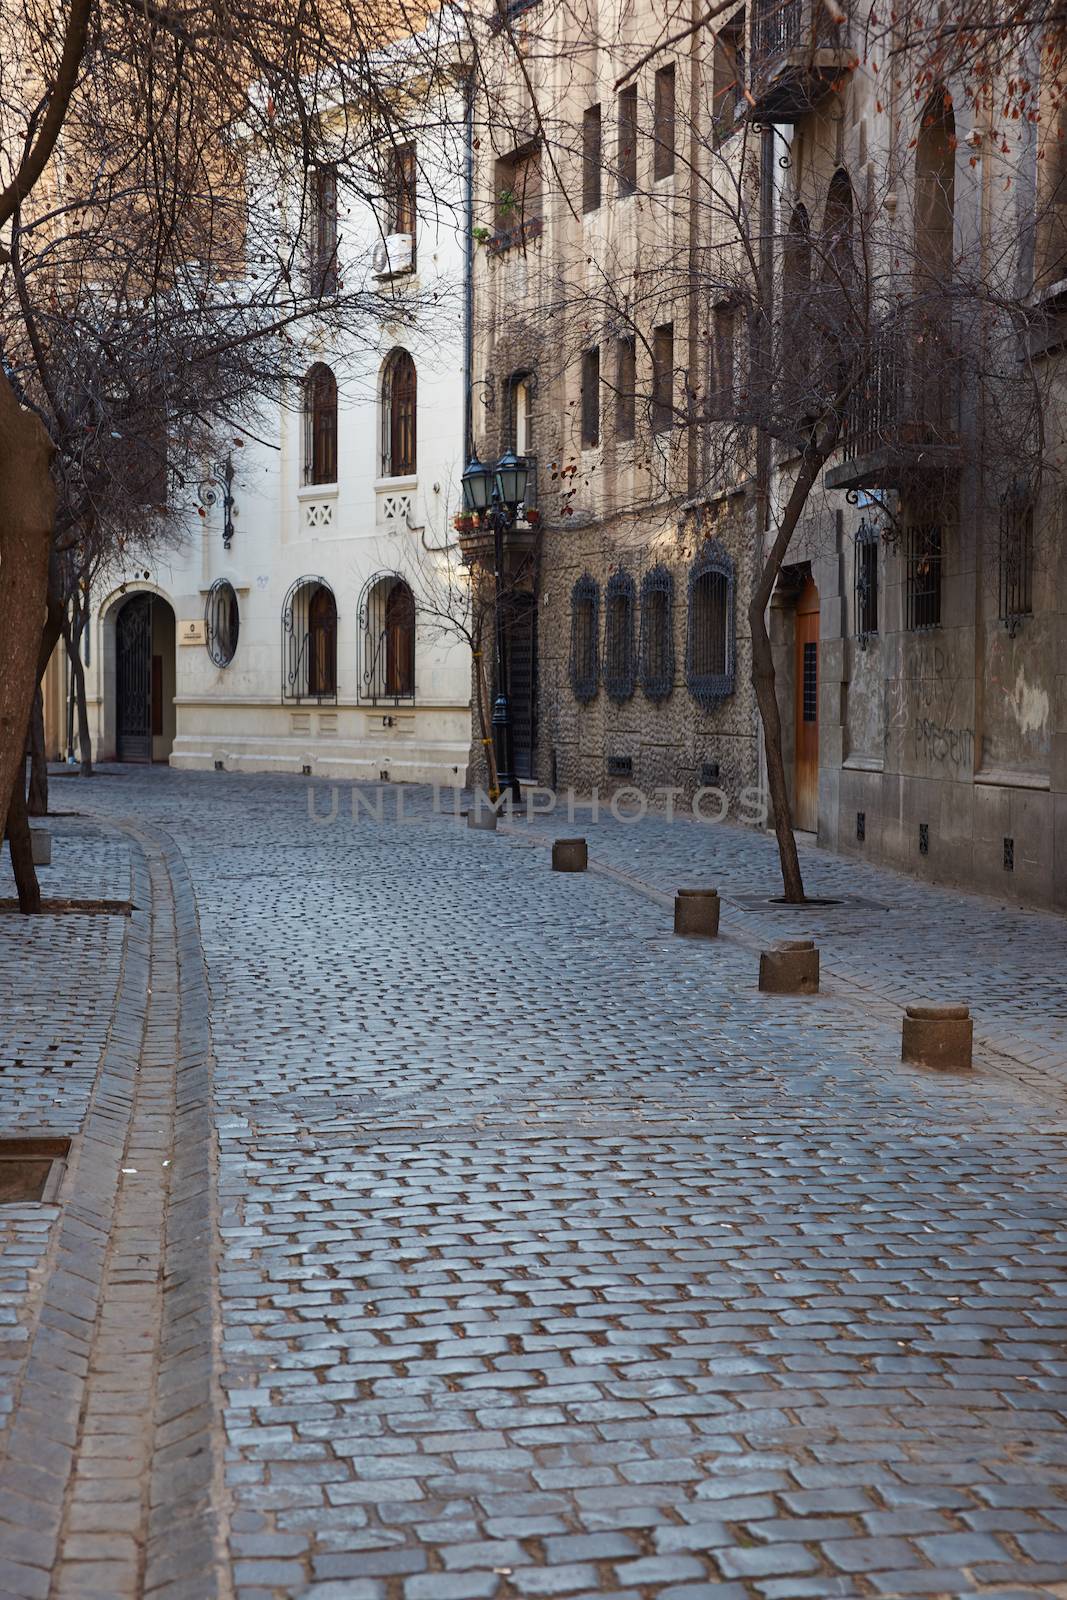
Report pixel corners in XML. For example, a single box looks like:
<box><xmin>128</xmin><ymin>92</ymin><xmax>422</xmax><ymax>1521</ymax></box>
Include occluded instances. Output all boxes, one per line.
<box><xmin>5</xmin><ymin>768</ymin><xmax>1067</xmax><ymax>1600</ymax></box>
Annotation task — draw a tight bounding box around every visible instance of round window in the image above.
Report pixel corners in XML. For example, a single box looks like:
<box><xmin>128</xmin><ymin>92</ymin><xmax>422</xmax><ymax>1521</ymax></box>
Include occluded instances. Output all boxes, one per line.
<box><xmin>205</xmin><ymin>579</ymin><xmax>239</xmax><ymax>667</ymax></box>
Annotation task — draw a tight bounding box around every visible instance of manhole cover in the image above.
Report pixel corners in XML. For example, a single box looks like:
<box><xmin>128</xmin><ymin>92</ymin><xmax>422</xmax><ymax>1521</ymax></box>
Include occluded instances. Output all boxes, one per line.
<box><xmin>0</xmin><ymin>1138</ymin><xmax>70</xmax><ymax>1203</ymax></box>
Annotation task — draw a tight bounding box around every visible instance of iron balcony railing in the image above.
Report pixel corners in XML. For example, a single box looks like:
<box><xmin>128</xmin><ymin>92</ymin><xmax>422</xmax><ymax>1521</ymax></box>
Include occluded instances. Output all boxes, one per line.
<box><xmin>841</xmin><ymin>317</ymin><xmax>959</xmax><ymax>466</ymax></box>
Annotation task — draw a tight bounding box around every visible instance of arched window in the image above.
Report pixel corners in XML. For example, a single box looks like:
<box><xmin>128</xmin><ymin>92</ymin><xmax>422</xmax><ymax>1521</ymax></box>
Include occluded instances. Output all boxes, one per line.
<box><xmin>570</xmin><ymin>575</ymin><xmax>600</xmax><ymax>703</ymax></box>
<box><xmin>282</xmin><ymin>577</ymin><xmax>337</xmax><ymax>702</ymax></box>
<box><xmin>360</xmin><ymin>572</ymin><xmax>416</xmax><ymax>704</ymax></box>
<box><xmin>303</xmin><ymin>364</ymin><xmax>337</xmax><ymax>485</ymax></box>
<box><xmin>813</xmin><ymin>170</ymin><xmax>856</xmax><ymax>394</ymax></box>
<box><xmin>381</xmin><ymin>349</ymin><xmax>417</xmax><ymax>477</ymax></box>
<box><xmin>205</xmin><ymin>579</ymin><xmax>239</xmax><ymax>667</ymax></box>
<box><xmin>915</xmin><ymin>88</ymin><xmax>955</xmax><ymax>286</ymax></box>
<box><xmin>782</xmin><ymin>202</ymin><xmax>812</xmax><ymax>378</ymax></box>
<box><xmin>639</xmin><ymin>565</ymin><xmax>675</xmax><ymax>702</ymax></box>
<box><xmin>604</xmin><ymin>571</ymin><xmax>636</xmax><ymax>703</ymax></box>
<box><xmin>686</xmin><ymin>541</ymin><xmax>735</xmax><ymax>709</ymax></box>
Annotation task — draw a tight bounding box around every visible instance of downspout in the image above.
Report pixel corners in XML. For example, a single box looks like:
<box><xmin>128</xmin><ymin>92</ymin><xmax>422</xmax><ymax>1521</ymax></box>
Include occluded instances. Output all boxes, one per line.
<box><xmin>463</xmin><ymin>67</ymin><xmax>476</xmax><ymax>462</ymax></box>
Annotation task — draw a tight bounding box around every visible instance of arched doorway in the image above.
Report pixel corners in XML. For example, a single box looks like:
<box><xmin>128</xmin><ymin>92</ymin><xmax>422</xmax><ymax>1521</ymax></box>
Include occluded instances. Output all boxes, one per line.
<box><xmin>115</xmin><ymin>593</ymin><xmax>176</xmax><ymax>762</ymax></box>
<box><xmin>793</xmin><ymin>576</ymin><xmax>820</xmax><ymax>832</ymax></box>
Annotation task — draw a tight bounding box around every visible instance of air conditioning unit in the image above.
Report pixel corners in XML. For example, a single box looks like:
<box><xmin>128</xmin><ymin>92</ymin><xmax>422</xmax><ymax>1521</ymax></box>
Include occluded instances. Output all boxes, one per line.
<box><xmin>372</xmin><ymin>233</ymin><xmax>413</xmax><ymax>278</ymax></box>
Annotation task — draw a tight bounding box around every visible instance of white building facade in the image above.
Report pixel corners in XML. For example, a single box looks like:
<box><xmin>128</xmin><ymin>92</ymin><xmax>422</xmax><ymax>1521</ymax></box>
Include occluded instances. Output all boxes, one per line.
<box><xmin>81</xmin><ymin>74</ymin><xmax>473</xmax><ymax>787</ymax></box>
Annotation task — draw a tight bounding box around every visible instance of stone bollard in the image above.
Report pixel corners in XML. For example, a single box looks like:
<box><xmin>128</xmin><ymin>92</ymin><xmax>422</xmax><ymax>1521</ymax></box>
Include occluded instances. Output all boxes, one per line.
<box><xmin>552</xmin><ymin>838</ymin><xmax>588</xmax><ymax>873</ymax></box>
<box><xmin>465</xmin><ymin>807</ymin><xmax>498</xmax><ymax>832</ymax></box>
<box><xmin>673</xmin><ymin>888</ymin><xmax>720</xmax><ymax>939</ymax></box>
<box><xmin>30</xmin><ymin>829</ymin><xmax>51</xmax><ymax>868</ymax></box>
<box><xmin>902</xmin><ymin>1003</ymin><xmax>973</xmax><ymax>1071</ymax></box>
<box><xmin>759</xmin><ymin>939</ymin><xmax>819</xmax><ymax>994</ymax></box>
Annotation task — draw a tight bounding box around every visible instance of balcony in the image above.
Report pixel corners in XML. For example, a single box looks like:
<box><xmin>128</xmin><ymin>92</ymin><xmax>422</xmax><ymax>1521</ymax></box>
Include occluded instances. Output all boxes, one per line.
<box><xmin>824</xmin><ymin>319</ymin><xmax>962</xmax><ymax>493</ymax></box>
<box><xmin>747</xmin><ymin>0</ymin><xmax>853</xmax><ymax>122</ymax></box>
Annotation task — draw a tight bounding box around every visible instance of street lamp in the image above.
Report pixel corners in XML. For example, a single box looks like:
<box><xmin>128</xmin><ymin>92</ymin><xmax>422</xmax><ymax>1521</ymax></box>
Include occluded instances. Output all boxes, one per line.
<box><xmin>461</xmin><ymin>447</ymin><xmax>528</xmax><ymax>806</ymax></box>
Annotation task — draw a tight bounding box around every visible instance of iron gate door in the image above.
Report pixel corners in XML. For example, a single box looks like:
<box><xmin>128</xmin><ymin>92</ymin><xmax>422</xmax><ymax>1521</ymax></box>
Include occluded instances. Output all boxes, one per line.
<box><xmin>116</xmin><ymin>594</ymin><xmax>153</xmax><ymax>762</ymax></box>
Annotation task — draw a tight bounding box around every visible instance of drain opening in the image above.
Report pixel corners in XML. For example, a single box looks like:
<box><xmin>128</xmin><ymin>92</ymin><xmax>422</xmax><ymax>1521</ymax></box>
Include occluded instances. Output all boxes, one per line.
<box><xmin>0</xmin><ymin>1138</ymin><xmax>70</xmax><ymax>1204</ymax></box>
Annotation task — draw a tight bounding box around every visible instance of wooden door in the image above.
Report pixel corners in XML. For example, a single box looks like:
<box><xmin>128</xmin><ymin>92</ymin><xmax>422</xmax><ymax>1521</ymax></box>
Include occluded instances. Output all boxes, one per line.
<box><xmin>794</xmin><ymin>577</ymin><xmax>819</xmax><ymax>832</ymax></box>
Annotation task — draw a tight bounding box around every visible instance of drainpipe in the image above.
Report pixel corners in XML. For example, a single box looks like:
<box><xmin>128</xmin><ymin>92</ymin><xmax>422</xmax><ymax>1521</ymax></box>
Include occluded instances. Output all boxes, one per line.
<box><xmin>463</xmin><ymin>68</ymin><xmax>476</xmax><ymax>462</ymax></box>
<box><xmin>755</xmin><ymin>122</ymin><xmax>777</xmax><ymax>815</ymax></box>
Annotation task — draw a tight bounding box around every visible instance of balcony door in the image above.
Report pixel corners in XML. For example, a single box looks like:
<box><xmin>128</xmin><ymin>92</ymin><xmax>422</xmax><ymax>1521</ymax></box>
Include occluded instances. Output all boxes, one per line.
<box><xmin>793</xmin><ymin>576</ymin><xmax>819</xmax><ymax>832</ymax></box>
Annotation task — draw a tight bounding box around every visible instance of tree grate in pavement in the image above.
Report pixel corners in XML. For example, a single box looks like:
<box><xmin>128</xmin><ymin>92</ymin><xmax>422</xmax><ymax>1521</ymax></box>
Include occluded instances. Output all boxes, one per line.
<box><xmin>0</xmin><ymin>1138</ymin><xmax>69</xmax><ymax>1204</ymax></box>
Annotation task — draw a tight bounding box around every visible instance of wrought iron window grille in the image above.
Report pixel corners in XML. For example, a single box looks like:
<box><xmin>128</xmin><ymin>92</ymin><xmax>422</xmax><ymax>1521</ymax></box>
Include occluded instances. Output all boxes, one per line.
<box><xmin>570</xmin><ymin>574</ymin><xmax>600</xmax><ymax>703</ymax></box>
<box><xmin>639</xmin><ymin>565</ymin><xmax>675</xmax><ymax>702</ymax></box>
<box><xmin>905</xmin><ymin>523</ymin><xmax>942</xmax><ymax>632</ymax></box>
<box><xmin>359</xmin><ymin>571</ymin><xmax>416</xmax><ymax>706</ymax></box>
<box><xmin>205</xmin><ymin>579</ymin><xmax>240</xmax><ymax>667</ymax></box>
<box><xmin>854</xmin><ymin>519</ymin><xmax>879</xmax><ymax>648</ymax></box>
<box><xmin>603</xmin><ymin>570</ymin><xmax>636</xmax><ymax>703</ymax></box>
<box><xmin>281</xmin><ymin>576</ymin><xmax>337</xmax><ymax>703</ymax></box>
<box><xmin>998</xmin><ymin>482</ymin><xmax>1034</xmax><ymax>637</ymax></box>
<box><xmin>686</xmin><ymin>540</ymin><xmax>736</xmax><ymax>709</ymax></box>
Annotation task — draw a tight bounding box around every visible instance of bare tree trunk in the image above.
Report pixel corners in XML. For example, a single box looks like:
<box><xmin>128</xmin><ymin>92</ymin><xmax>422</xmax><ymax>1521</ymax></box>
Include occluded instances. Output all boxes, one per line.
<box><xmin>27</xmin><ymin>687</ymin><xmax>47</xmax><ymax>815</ymax></box>
<box><xmin>5</xmin><ymin>764</ymin><xmax>41</xmax><ymax>914</ymax></box>
<box><xmin>0</xmin><ymin>372</ymin><xmax>57</xmax><ymax>848</ymax></box>
<box><xmin>65</xmin><ymin>615</ymin><xmax>93</xmax><ymax>776</ymax></box>
<box><xmin>747</xmin><ymin>432</ymin><xmax>837</xmax><ymax>904</ymax></box>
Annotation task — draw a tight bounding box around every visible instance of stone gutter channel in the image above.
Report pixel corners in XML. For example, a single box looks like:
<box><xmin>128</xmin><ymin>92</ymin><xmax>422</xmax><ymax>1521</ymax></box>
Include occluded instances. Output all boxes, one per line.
<box><xmin>0</xmin><ymin>820</ymin><xmax>223</xmax><ymax>1600</ymax></box>
<box><xmin>490</xmin><ymin>814</ymin><xmax>1067</xmax><ymax>1110</ymax></box>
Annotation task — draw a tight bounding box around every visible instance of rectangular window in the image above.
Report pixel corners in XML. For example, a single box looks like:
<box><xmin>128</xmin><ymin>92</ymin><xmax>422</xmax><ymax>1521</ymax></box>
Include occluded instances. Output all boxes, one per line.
<box><xmin>617</xmin><ymin>84</ymin><xmax>638</xmax><ymax>197</ymax></box>
<box><xmin>713</xmin><ymin>10</ymin><xmax>745</xmax><ymax>145</ymax></box>
<box><xmin>309</xmin><ymin>165</ymin><xmax>338</xmax><ymax>296</ymax></box>
<box><xmin>388</xmin><ymin>142</ymin><xmax>417</xmax><ymax>236</ymax></box>
<box><xmin>495</xmin><ymin>144</ymin><xmax>543</xmax><ymax>239</ymax></box>
<box><xmin>652</xmin><ymin>323</ymin><xmax>674</xmax><ymax>432</ymax></box>
<box><xmin>710</xmin><ymin>303</ymin><xmax>735</xmax><ymax>419</ymax></box>
<box><xmin>582</xmin><ymin>105</ymin><xmax>602</xmax><ymax>212</ymax></box>
<box><xmin>905</xmin><ymin>524</ymin><xmax>942</xmax><ymax>631</ymax></box>
<box><xmin>615</xmin><ymin>335</ymin><xmax>636</xmax><ymax>441</ymax></box>
<box><xmin>654</xmin><ymin>65</ymin><xmax>676</xmax><ymax>180</ymax></box>
<box><xmin>581</xmin><ymin>347</ymin><xmax>600</xmax><ymax>447</ymax></box>
<box><xmin>999</xmin><ymin>492</ymin><xmax>1034</xmax><ymax>631</ymax></box>
<box><xmin>855</xmin><ymin>528</ymin><xmax>879</xmax><ymax>643</ymax></box>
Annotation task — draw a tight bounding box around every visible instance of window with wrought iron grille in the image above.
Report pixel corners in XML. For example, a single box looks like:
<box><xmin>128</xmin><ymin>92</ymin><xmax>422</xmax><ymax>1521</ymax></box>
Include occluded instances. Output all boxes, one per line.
<box><xmin>205</xmin><ymin>580</ymin><xmax>239</xmax><ymax>668</ymax></box>
<box><xmin>604</xmin><ymin>572</ymin><xmax>636</xmax><ymax>702</ymax></box>
<box><xmin>686</xmin><ymin>541</ymin><xmax>735</xmax><ymax>708</ymax></box>
<box><xmin>580</xmin><ymin>347</ymin><xmax>600</xmax><ymax>447</ymax></box>
<box><xmin>303</xmin><ymin>364</ymin><xmax>337</xmax><ymax>485</ymax></box>
<box><xmin>905</xmin><ymin>524</ymin><xmax>942</xmax><ymax>631</ymax></box>
<box><xmin>308</xmin><ymin>165</ymin><xmax>338</xmax><ymax>296</ymax></box>
<box><xmin>381</xmin><ymin>349</ymin><xmax>417</xmax><ymax>477</ymax></box>
<box><xmin>999</xmin><ymin>487</ymin><xmax>1034</xmax><ymax>635</ymax></box>
<box><xmin>639</xmin><ymin>565</ymin><xmax>674</xmax><ymax>701</ymax></box>
<box><xmin>281</xmin><ymin>577</ymin><xmax>337</xmax><ymax>702</ymax></box>
<box><xmin>854</xmin><ymin>520</ymin><xmax>879</xmax><ymax>646</ymax></box>
<box><xmin>570</xmin><ymin>575</ymin><xmax>600</xmax><ymax>702</ymax></box>
<box><xmin>360</xmin><ymin>572</ymin><xmax>416</xmax><ymax>704</ymax></box>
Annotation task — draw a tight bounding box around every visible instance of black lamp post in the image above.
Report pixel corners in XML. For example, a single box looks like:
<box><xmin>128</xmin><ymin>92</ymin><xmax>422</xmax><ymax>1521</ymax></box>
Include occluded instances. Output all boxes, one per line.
<box><xmin>461</xmin><ymin>446</ymin><xmax>528</xmax><ymax>805</ymax></box>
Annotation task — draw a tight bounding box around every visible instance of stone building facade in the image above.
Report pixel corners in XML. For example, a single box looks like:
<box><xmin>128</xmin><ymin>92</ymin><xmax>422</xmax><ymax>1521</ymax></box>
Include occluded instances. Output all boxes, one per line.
<box><xmin>472</xmin><ymin>0</ymin><xmax>1067</xmax><ymax>909</ymax></box>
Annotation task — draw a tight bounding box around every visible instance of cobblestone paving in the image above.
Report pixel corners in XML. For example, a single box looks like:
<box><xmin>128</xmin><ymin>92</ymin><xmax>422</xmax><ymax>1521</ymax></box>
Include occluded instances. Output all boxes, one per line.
<box><xmin>27</xmin><ymin>769</ymin><xmax>1067</xmax><ymax>1598</ymax></box>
